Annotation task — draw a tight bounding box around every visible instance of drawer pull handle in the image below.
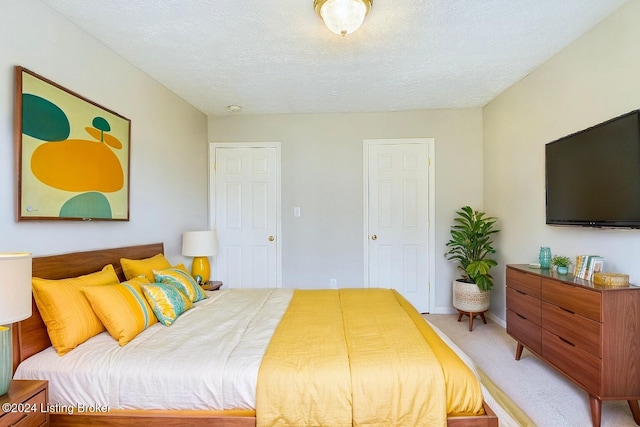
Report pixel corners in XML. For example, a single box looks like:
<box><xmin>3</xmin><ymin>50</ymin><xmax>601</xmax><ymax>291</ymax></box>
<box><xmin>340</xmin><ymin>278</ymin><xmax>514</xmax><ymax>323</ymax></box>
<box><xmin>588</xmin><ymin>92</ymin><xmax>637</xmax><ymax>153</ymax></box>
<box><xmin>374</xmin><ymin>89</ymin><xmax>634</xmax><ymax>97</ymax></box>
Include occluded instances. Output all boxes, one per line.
<box><xmin>560</xmin><ymin>307</ymin><xmax>575</xmax><ymax>315</ymax></box>
<box><xmin>516</xmin><ymin>290</ymin><xmax>526</xmax><ymax>295</ymax></box>
<box><xmin>516</xmin><ymin>313</ymin><xmax>527</xmax><ymax>320</ymax></box>
<box><xmin>558</xmin><ymin>336</ymin><xmax>576</xmax><ymax>347</ymax></box>
<box><xmin>10</xmin><ymin>414</ymin><xmax>28</xmax><ymax>427</ymax></box>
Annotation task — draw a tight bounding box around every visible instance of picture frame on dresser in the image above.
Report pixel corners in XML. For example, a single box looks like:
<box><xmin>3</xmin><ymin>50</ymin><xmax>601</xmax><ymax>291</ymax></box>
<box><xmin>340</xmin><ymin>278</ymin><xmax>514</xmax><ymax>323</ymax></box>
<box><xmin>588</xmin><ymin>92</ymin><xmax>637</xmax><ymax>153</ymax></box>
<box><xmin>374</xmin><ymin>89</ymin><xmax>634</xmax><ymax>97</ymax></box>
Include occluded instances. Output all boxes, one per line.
<box><xmin>14</xmin><ymin>66</ymin><xmax>131</xmax><ymax>222</ymax></box>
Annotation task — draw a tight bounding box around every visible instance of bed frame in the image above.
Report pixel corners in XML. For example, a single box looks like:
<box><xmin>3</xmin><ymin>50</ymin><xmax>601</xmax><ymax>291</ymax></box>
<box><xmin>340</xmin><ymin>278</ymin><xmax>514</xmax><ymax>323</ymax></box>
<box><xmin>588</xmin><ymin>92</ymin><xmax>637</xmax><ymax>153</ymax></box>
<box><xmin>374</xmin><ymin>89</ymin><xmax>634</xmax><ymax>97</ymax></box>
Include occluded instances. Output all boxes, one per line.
<box><xmin>13</xmin><ymin>243</ymin><xmax>498</xmax><ymax>427</ymax></box>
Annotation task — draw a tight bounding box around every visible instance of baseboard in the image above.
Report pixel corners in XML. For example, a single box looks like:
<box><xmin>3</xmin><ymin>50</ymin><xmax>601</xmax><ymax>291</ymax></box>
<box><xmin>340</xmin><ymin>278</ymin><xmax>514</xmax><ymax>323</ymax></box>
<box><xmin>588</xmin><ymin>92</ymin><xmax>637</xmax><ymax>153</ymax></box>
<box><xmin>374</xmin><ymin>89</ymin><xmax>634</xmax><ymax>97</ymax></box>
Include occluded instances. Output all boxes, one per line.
<box><xmin>427</xmin><ymin>306</ymin><xmax>457</xmax><ymax>315</ymax></box>
<box><xmin>486</xmin><ymin>311</ymin><xmax>506</xmax><ymax>328</ymax></box>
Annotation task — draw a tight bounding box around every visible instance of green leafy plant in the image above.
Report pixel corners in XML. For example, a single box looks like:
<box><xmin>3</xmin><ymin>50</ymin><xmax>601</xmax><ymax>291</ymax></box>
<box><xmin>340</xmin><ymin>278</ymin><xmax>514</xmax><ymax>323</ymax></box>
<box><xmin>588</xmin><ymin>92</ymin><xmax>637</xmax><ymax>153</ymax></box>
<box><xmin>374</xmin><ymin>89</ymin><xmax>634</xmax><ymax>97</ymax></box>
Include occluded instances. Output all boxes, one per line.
<box><xmin>551</xmin><ymin>255</ymin><xmax>572</xmax><ymax>268</ymax></box>
<box><xmin>445</xmin><ymin>206</ymin><xmax>500</xmax><ymax>291</ymax></box>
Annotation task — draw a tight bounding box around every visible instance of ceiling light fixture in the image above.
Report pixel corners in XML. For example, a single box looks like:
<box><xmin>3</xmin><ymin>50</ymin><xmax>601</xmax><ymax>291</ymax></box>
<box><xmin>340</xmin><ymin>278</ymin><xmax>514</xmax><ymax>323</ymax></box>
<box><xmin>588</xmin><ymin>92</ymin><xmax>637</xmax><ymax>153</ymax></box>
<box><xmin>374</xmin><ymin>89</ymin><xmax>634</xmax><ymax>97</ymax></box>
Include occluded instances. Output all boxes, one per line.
<box><xmin>314</xmin><ymin>0</ymin><xmax>372</xmax><ymax>36</ymax></box>
<box><xmin>227</xmin><ymin>105</ymin><xmax>242</xmax><ymax>113</ymax></box>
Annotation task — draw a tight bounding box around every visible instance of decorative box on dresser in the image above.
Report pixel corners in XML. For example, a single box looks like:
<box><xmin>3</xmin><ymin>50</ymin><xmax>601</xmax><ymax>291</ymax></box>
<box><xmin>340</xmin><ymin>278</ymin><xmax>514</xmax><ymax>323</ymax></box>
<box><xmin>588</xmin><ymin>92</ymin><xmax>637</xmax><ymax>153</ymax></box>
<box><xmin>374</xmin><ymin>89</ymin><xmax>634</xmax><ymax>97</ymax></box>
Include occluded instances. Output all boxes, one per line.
<box><xmin>0</xmin><ymin>380</ymin><xmax>49</xmax><ymax>427</ymax></box>
<box><xmin>506</xmin><ymin>264</ymin><xmax>640</xmax><ymax>427</ymax></box>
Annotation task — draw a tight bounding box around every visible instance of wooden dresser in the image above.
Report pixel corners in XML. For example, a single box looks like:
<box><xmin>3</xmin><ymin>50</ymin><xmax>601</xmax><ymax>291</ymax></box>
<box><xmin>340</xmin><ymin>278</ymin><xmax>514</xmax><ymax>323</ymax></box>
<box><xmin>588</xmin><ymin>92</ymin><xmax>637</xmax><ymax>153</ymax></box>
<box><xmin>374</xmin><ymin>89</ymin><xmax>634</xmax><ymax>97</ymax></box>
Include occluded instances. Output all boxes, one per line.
<box><xmin>506</xmin><ymin>264</ymin><xmax>640</xmax><ymax>427</ymax></box>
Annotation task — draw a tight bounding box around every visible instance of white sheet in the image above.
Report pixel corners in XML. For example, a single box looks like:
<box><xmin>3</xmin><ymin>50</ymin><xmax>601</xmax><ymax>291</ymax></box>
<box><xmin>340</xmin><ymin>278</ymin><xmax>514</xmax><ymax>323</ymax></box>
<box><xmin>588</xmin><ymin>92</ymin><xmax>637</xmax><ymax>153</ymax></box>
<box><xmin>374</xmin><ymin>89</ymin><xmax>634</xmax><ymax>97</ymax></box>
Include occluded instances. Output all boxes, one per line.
<box><xmin>15</xmin><ymin>288</ymin><xmax>294</xmax><ymax>410</ymax></box>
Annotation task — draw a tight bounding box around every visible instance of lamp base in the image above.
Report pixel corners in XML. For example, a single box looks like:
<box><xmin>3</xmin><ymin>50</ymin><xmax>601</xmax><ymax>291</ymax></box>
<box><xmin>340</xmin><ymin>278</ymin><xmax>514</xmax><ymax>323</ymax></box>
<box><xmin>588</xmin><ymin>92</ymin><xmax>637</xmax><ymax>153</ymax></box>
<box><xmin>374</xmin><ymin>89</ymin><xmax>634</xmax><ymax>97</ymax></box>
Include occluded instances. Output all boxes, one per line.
<box><xmin>0</xmin><ymin>326</ymin><xmax>11</xmax><ymax>396</ymax></box>
<box><xmin>191</xmin><ymin>257</ymin><xmax>211</xmax><ymax>283</ymax></box>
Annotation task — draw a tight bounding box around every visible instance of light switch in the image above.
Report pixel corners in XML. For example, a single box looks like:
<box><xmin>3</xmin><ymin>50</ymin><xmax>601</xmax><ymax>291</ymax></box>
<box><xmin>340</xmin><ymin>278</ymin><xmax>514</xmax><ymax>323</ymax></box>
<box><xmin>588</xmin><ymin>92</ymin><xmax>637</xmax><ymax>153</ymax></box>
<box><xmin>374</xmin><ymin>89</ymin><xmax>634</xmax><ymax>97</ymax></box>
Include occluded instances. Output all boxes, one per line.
<box><xmin>294</xmin><ymin>207</ymin><xmax>301</xmax><ymax>217</ymax></box>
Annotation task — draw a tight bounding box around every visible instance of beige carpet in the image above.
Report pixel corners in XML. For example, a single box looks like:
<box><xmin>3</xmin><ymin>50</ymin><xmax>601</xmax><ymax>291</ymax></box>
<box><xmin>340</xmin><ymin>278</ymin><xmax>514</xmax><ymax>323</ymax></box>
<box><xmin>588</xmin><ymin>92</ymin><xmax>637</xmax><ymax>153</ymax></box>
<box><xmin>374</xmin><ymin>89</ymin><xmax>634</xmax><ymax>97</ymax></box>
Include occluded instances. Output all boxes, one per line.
<box><xmin>423</xmin><ymin>313</ymin><xmax>638</xmax><ymax>427</ymax></box>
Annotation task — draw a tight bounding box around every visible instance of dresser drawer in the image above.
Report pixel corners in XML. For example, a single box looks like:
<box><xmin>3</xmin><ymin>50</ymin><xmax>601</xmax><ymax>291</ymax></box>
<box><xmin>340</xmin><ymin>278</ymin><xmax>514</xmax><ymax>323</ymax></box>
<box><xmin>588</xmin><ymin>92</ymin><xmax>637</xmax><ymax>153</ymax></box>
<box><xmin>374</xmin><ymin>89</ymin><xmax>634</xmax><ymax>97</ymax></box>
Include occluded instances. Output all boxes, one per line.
<box><xmin>506</xmin><ymin>287</ymin><xmax>541</xmax><ymax>325</ymax></box>
<box><xmin>542</xmin><ymin>329</ymin><xmax>601</xmax><ymax>393</ymax></box>
<box><xmin>542</xmin><ymin>301</ymin><xmax>602</xmax><ymax>358</ymax></box>
<box><xmin>542</xmin><ymin>279</ymin><xmax>601</xmax><ymax>322</ymax></box>
<box><xmin>0</xmin><ymin>387</ymin><xmax>47</xmax><ymax>427</ymax></box>
<box><xmin>507</xmin><ymin>309</ymin><xmax>541</xmax><ymax>354</ymax></box>
<box><xmin>506</xmin><ymin>268</ymin><xmax>541</xmax><ymax>298</ymax></box>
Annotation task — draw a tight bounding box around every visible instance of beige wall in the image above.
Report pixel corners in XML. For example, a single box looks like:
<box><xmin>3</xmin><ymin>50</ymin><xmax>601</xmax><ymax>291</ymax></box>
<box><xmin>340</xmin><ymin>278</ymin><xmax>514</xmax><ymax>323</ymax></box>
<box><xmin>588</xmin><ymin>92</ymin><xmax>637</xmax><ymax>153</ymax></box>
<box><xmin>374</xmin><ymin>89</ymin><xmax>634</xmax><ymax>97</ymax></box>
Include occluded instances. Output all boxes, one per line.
<box><xmin>484</xmin><ymin>0</ymin><xmax>640</xmax><ymax>320</ymax></box>
<box><xmin>0</xmin><ymin>0</ymin><xmax>209</xmax><ymax>261</ymax></box>
<box><xmin>209</xmin><ymin>109</ymin><xmax>483</xmax><ymax>313</ymax></box>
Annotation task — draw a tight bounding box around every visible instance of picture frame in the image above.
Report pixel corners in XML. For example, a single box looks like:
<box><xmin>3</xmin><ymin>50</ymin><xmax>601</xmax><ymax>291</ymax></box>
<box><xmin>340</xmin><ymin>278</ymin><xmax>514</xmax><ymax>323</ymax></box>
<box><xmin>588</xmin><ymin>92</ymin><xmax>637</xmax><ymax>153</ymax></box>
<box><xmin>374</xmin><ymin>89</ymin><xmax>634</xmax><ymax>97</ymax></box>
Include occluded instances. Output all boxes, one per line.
<box><xmin>14</xmin><ymin>66</ymin><xmax>131</xmax><ymax>221</ymax></box>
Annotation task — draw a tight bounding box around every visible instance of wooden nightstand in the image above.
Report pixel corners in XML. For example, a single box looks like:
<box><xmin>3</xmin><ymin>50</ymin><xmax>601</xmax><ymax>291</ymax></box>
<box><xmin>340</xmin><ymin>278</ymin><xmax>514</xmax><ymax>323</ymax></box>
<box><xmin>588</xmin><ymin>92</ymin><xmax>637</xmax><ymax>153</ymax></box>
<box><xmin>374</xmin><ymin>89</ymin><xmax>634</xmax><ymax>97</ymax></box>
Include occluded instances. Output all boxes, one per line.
<box><xmin>0</xmin><ymin>380</ymin><xmax>49</xmax><ymax>426</ymax></box>
<box><xmin>201</xmin><ymin>280</ymin><xmax>223</xmax><ymax>291</ymax></box>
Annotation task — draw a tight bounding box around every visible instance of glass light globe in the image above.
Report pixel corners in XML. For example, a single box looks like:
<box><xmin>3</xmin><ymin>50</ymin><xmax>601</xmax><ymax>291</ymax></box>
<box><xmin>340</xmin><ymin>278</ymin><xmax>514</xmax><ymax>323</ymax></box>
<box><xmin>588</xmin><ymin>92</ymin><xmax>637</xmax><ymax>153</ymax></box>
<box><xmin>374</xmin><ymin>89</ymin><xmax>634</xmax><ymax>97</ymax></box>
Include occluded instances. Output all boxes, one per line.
<box><xmin>319</xmin><ymin>0</ymin><xmax>368</xmax><ymax>36</ymax></box>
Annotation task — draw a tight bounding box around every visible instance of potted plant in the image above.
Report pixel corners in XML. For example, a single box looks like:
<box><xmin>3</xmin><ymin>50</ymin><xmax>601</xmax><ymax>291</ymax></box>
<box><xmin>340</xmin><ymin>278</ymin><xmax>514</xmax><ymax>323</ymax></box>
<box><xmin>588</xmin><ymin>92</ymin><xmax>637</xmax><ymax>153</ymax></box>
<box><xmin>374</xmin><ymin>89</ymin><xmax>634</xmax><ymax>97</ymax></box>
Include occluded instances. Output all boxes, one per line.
<box><xmin>551</xmin><ymin>255</ymin><xmax>572</xmax><ymax>275</ymax></box>
<box><xmin>445</xmin><ymin>206</ymin><xmax>500</xmax><ymax>313</ymax></box>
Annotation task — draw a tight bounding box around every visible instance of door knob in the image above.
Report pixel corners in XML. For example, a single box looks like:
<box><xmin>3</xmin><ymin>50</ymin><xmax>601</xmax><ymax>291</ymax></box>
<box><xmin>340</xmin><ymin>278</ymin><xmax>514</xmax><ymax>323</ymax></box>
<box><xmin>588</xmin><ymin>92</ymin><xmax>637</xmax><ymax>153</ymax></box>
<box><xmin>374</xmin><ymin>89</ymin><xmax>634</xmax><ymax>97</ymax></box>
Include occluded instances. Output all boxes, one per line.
<box><xmin>268</xmin><ymin>235</ymin><xmax>276</xmax><ymax>241</ymax></box>
<box><xmin>371</xmin><ymin>234</ymin><xmax>377</xmax><ymax>241</ymax></box>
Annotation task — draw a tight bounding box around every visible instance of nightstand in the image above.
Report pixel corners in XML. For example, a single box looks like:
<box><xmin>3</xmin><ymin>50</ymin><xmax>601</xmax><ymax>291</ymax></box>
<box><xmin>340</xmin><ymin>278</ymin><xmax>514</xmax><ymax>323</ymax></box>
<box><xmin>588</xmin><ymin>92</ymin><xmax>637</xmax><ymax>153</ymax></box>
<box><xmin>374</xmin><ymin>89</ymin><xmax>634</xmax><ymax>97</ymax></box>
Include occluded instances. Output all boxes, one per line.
<box><xmin>201</xmin><ymin>280</ymin><xmax>223</xmax><ymax>291</ymax></box>
<box><xmin>0</xmin><ymin>380</ymin><xmax>49</xmax><ymax>426</ymax></box>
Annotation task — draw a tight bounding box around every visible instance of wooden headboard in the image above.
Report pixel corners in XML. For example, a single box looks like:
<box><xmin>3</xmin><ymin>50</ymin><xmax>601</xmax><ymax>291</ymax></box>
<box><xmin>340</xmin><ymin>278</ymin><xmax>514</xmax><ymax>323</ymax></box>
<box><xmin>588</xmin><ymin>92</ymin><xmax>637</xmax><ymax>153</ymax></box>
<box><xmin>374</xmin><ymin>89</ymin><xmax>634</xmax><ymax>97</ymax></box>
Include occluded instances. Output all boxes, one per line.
<box><xmin>11</xmin><ymin>243</ymin><xmax>164</xmax><ymax>373</ymax></box>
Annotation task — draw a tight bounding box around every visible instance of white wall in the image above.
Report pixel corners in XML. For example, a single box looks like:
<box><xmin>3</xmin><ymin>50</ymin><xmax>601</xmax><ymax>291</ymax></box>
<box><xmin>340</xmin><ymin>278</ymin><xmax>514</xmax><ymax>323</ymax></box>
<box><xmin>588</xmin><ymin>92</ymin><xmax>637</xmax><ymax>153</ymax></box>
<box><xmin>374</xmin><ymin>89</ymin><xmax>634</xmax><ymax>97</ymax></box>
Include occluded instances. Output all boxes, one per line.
<box><xmin>484</xmin><ymin>0</ymin><xmax>640</xmax><ymax>320</ymax></box>
<box><xmin>209</xmin><ymin>109</ymin><xmax>483</xmax><ymax>313</ymax></box>
<box><xmin>0</xmin><ymin>0</ymin><xmax>209</xmax><ymax>262</ymax></box>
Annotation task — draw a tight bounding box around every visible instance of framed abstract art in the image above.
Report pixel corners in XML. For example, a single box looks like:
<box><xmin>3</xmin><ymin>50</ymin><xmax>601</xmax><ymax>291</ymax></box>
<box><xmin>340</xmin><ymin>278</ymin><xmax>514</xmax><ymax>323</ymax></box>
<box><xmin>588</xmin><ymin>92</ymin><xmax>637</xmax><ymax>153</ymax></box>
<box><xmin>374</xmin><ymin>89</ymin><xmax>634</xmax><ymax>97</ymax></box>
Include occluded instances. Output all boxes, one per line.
<box><xmin>14</xmin><ymin>66</ymin><xmax>131</xmax><ymax>221</ymax></box>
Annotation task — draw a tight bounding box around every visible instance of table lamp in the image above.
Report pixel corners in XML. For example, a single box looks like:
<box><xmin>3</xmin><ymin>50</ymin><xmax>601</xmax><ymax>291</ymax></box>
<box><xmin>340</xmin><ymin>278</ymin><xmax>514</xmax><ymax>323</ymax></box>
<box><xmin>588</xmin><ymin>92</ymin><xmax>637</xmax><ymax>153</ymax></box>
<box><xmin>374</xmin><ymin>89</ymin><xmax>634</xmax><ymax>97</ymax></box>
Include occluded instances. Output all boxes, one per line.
<box><xmin>182</xmin><ymin>230</ymin><xmax>218</xmax><ymax>283</ymax></box>
<box><xmin>0</xmin><ymin>252</ymin><xmax>32</xmax><ymax>396</ymax></box>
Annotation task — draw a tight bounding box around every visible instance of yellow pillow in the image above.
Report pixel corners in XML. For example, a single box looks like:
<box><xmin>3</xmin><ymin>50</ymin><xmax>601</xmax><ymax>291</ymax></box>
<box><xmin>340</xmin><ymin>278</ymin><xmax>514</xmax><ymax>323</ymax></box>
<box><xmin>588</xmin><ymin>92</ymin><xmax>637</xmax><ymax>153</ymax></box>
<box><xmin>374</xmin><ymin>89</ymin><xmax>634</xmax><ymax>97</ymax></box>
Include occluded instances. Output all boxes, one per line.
<box><xmin>141</xmin><ymin>283</ymin><xmax>193</xmax><ymax>326</ymax></box>
<box><xmin>32</xmin><ymin>264</ymin><xmax>119</xmax><ymax>355</ymax></box>
<box><xmin>83</xmin><ymin>276</ymin><xmax>157</xmax><ymax>346</ymax></box>
<box><xmin>121</xmin><ymin>253</ymin><xmax>171</xmax><ymax>281</ymax></box>
<box><xmin>153</xmin><ymin>267</ymin><xmax>207</xmax><ymax>302</ymax></box>
<box><xmin>174</xmin><ymin>263</ymin><xmax>189</xmax><ymax>273</ymax></box>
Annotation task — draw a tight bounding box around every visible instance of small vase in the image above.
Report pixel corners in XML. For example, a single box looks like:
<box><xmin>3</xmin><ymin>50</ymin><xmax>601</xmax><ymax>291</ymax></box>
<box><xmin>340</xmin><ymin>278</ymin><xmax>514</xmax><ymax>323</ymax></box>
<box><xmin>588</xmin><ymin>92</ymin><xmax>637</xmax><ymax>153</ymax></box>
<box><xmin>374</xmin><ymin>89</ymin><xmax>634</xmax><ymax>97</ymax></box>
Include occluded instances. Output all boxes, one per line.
<box><xmin>539</xmin><ymin>247</ymin><xmax>551</xmax><ymax>269</ymax></box>
<box><xmin>557</xmin><ymin>266</ymin><xmax>569</xmax><ymax>275</ymax></box>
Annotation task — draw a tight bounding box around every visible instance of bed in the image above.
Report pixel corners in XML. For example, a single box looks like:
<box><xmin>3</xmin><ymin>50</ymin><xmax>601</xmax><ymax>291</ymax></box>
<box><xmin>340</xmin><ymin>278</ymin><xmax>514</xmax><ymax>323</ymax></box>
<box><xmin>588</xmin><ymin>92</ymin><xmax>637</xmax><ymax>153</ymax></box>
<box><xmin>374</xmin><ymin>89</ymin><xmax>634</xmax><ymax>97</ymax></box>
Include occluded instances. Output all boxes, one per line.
<box><xmin>12</xmin><ymin>243</ymin><xmax>502</xmax><ymax>427</ymax></box>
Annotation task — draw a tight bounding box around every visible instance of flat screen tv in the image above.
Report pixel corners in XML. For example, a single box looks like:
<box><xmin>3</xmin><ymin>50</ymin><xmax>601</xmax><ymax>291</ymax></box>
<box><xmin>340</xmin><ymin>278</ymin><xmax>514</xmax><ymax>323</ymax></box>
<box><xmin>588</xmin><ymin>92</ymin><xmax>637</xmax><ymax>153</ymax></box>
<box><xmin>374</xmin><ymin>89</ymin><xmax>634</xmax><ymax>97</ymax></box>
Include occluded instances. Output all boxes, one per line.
<box><xmin>545</xmin><ymin>109</ymin><xmax>640</xmax><ymax>228</ymax></box>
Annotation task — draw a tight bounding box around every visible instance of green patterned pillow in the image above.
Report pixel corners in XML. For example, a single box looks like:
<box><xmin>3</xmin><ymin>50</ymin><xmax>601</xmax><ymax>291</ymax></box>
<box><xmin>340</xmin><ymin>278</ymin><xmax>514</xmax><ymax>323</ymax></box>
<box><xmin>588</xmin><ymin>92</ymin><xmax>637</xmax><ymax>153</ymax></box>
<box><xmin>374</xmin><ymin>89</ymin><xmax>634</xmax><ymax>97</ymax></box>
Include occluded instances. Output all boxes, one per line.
<box><xmin>141</xmin><ymin>282</ymin><xmax>193</xmax><ymax>326</ymax></box>
<box><xmin>153</xmin><ymin>267</ymin><xmax>207</xmax><ymax>302</ymax></box>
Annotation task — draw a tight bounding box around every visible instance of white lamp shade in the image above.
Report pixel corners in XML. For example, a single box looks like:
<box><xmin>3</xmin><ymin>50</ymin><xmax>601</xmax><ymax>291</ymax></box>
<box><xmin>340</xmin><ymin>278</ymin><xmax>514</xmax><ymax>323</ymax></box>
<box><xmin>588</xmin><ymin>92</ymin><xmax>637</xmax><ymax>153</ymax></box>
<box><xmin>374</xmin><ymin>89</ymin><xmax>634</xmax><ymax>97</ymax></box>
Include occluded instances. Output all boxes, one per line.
<box><xmin>182</xmin><ymin>230</ymin><xmax>219</xmax><ymax>257</ymax></box>
<box><xmin>0</xmin><ymin>253</ymin><xmax>32</xmax><ymax>325</ymax></box>
<box><xmin>318</xmin><ymin>0</ymin><xmax>369</xmax><ymax>36</ymax></box>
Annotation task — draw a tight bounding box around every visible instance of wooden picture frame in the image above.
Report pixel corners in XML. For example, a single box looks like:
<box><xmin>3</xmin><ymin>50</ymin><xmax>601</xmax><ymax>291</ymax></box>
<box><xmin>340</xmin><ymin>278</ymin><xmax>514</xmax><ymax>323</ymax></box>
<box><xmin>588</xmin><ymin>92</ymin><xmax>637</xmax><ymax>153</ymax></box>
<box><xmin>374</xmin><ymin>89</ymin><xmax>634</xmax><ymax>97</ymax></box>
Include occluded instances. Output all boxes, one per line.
<box><xmin>14</xmin><ymin>66</ymin><xmax>131</xmax><ymax>221</ymax></box>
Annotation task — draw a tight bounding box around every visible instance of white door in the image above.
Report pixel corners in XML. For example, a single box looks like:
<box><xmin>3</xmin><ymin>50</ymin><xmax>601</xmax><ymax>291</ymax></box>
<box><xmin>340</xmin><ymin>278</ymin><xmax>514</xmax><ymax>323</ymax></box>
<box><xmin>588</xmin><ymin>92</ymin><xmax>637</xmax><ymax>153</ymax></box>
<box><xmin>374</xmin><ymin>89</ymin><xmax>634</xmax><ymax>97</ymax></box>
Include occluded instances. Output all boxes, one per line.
<box><xmin>364</xmin><ymin>139</ymin><xmax>433</xmax><ymax>312</ymax></box>
<box><xmin>210</xmin><ymin>144</ymin><xmax>280</xmax><ymax>288</ymax></box>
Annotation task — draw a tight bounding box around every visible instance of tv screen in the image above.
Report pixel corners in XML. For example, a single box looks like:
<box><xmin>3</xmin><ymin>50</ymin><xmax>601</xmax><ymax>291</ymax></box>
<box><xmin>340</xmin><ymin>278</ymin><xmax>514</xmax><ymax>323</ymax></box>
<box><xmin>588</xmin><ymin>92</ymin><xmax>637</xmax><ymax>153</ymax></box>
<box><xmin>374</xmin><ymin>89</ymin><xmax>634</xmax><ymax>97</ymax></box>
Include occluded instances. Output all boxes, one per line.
<box><xmin>545</xmin><ymin>110</ymin><xmax>640</xmax><ymax>228</ymax></box>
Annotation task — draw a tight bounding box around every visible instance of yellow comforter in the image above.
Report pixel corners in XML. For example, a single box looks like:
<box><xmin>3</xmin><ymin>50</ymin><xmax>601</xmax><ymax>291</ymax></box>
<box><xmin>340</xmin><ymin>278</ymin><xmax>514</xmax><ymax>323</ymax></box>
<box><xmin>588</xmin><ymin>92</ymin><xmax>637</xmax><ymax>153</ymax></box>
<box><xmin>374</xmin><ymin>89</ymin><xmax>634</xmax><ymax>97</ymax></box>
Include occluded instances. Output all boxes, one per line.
<box><xmin>256</xmin><ymin>289</ymin><xmax>484</xmax><ymax>426</ymax></box>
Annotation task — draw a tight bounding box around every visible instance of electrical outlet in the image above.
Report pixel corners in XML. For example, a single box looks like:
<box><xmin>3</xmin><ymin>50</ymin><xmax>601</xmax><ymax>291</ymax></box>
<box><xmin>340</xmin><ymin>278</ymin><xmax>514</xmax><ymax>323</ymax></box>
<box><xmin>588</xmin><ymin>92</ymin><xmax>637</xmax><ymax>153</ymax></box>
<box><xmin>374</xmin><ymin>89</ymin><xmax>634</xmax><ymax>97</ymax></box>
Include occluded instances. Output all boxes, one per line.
<box><xmin>329</xmin><ymin>279</ymin><xmax>337</xmax><ymax>289</ymax></box>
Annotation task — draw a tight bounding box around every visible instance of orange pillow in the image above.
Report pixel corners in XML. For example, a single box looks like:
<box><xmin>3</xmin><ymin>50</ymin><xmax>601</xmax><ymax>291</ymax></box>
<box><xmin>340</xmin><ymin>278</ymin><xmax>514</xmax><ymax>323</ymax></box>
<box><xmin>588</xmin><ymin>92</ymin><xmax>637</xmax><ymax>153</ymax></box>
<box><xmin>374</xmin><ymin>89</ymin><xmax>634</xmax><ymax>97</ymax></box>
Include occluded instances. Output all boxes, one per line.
<box><xmin>83</xmin><ymin>276</ymin><xmax>157</xmax><ymax>345</ymax></box>
<box><xmin>32</xmin><ymin>264</ymin><xmax>120</xmax><ymax>355</ymax></box>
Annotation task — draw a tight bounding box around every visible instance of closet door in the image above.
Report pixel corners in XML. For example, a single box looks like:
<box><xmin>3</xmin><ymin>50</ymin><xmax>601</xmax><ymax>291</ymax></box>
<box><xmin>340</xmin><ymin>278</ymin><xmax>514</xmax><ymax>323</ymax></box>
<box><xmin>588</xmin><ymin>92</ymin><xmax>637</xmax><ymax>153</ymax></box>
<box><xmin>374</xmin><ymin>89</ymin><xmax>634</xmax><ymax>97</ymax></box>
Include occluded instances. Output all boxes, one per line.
<box><xmin>365</xmin><ymin>139</ymin><xmax>432</xmax><ymax>312</ymax></box>
<box><xmin>211</xmin><ymin>144</ymin><xmax>280</xmax><ymax>288</ymax></box>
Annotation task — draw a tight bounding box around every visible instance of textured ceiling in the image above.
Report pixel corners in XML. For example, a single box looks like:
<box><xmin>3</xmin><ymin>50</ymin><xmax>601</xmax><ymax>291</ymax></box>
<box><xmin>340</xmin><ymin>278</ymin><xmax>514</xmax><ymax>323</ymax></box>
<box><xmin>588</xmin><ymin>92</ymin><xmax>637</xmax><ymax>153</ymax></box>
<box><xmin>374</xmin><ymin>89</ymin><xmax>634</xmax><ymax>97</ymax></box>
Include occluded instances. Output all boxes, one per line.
<box><xmin>40</xmin><ymin>0</ymin><xmax>630</xmax><ymax>116</ymax></box>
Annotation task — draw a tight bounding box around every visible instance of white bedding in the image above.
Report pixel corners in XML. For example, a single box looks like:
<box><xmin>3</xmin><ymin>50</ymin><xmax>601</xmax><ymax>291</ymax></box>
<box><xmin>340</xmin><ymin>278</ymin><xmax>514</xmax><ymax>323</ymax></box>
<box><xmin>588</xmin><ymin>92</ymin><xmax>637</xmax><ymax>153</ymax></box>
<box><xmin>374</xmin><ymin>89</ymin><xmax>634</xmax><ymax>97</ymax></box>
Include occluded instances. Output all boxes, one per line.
<box><xmin>16</xmin><ymin>288</ymin><xmax>520</xmax><ymax>425</ymax></box>
<box><xmin>16</xmin><ymin>289</ymin><xmax>294</xmax><ymax>410</ymax></box>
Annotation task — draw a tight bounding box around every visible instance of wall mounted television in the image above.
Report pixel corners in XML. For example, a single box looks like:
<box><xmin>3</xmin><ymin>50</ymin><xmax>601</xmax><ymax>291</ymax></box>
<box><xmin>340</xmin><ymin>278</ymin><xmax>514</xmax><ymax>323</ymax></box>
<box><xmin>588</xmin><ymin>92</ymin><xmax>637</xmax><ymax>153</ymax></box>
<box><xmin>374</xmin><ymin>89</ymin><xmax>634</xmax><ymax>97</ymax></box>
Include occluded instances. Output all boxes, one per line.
<box><xmin>545</xmin><ymin>109</ymin><xmax>640</xmax><ymax>228</ymax></box>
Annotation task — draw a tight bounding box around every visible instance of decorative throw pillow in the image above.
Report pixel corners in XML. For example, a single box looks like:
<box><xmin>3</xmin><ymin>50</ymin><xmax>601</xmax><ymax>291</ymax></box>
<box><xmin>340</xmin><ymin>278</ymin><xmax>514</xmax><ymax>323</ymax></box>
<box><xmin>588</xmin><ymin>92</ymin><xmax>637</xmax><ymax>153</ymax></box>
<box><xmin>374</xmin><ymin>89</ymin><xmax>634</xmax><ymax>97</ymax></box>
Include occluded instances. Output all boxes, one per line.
<box><xmin>83</xmin><ymin>276</ymin><xmax>157</xmax><ymax>346</ymax></box>
<box><xmin>120</xmin><ymin>253</ymin><xmax>171</xmax><ymax>282</ymax></box>
<box><xmin>141</xmin><ymin>282</ymin><xmax>193</xmax><ymax>326</ymax></box>
<box><xmin>32</xmin><ymin>264</ymin><xmax>119</xmax><ymax>355</ymax></box>
<box><xmin>153</xmin><ymin>267</ymin><xmax>207</xmax><ymax>303</ymax></box>
<box><xmin>174</xmin><ymin>263</ymin><xmax>189</xmax><ymax>273</ymax></box>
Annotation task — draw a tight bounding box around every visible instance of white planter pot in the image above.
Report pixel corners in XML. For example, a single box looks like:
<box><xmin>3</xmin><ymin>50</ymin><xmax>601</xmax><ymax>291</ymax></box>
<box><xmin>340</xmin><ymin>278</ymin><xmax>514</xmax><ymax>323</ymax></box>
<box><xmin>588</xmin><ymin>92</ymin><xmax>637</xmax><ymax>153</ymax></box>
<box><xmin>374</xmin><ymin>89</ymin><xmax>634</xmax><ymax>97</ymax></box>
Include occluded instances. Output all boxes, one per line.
<box><xmin>452</xmin><ymin>280</ymin><xmax>490</xmax><ymax>312</ymax></box>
